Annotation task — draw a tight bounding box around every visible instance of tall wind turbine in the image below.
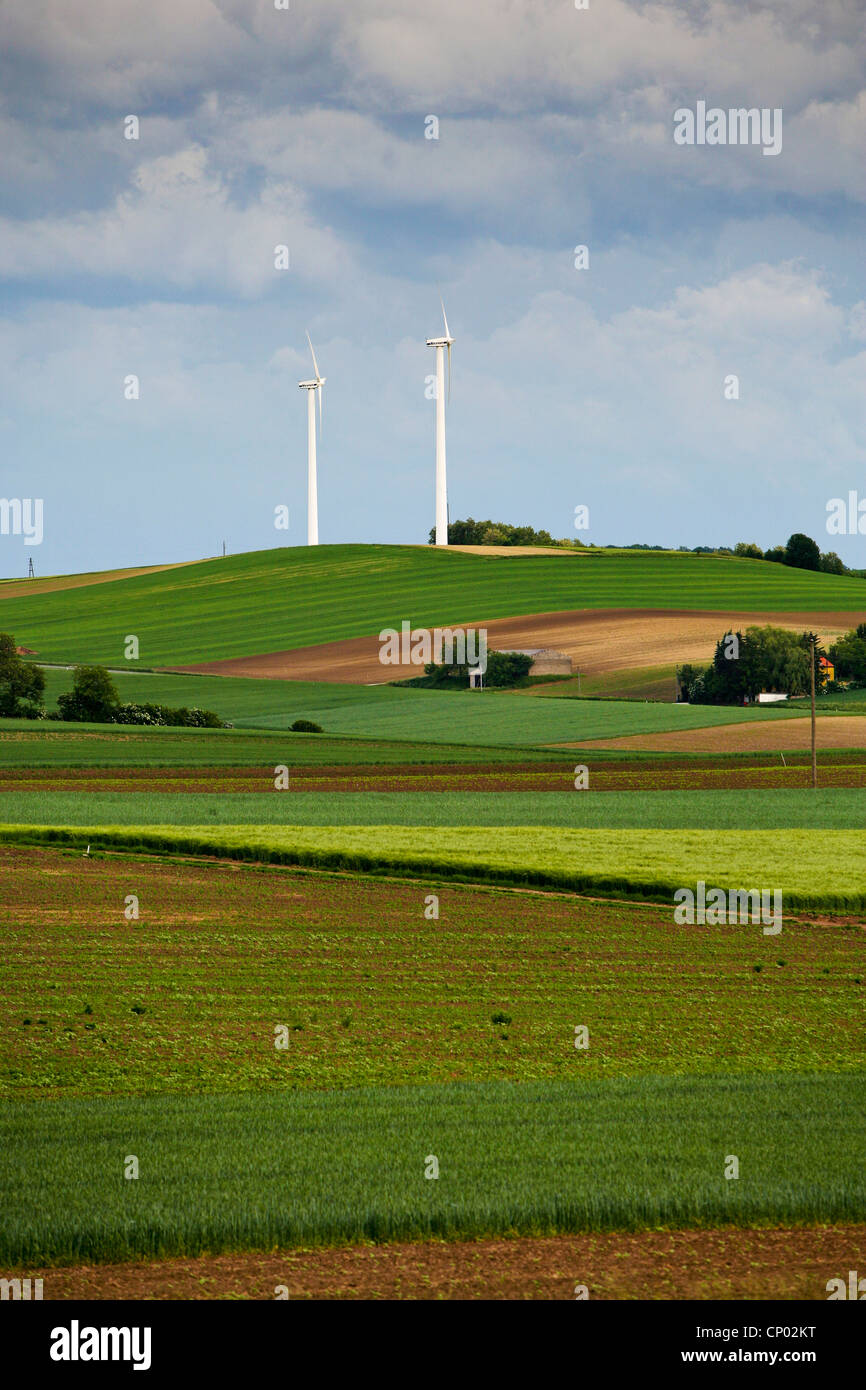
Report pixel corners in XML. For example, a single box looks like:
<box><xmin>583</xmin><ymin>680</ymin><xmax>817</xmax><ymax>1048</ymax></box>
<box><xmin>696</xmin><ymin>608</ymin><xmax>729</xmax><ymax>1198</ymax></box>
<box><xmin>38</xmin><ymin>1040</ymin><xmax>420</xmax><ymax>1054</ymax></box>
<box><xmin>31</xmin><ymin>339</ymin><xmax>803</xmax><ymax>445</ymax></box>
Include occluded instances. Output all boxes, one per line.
<box><xmin>426</xmin><ymin>300</ymin><xmax>453</xmax><ymax>546</ymax></box>
<box><xmin>298</xmin><ymin>333</ymin><xmax>325</xmax><ymax>546</ymax></box>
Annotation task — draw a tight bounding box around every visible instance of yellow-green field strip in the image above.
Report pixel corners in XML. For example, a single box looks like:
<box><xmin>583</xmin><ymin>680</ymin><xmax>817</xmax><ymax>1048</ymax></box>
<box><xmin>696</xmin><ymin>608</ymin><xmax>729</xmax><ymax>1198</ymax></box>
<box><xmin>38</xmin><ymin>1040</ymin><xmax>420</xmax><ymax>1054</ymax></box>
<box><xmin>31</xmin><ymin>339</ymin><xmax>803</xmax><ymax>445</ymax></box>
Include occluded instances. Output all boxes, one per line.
<box><xmin>2</xmin><ymin>824</ymin><xmax>864</xmax><ymax>911</ymax></box>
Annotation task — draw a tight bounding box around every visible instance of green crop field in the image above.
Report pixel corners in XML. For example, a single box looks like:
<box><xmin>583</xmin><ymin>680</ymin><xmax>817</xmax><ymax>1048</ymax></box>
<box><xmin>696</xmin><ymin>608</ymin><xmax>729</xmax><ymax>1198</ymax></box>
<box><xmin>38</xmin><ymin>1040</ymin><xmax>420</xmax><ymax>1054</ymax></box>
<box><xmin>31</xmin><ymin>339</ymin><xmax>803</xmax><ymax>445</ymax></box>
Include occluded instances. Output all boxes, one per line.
<box><xmin>2</xmin><ymin>846</ymin><xmax>859</xmax><ymax>1102</ymax></box>
<box><xmin>2</xmin><ymin>821</ymin><xmax>863</xmax><ymax>908</ymax></box>
<box><xmin>3</xmin><ymin>1076</ymin><xmax>863</xmax><ymax>1266</ymax></box>
<box><xmin>0</xmin><ymin>844</ymin><xmax>862</xmax><ymax>1264</ymax></box>
<box><xmin>27</xmin><ymin>667</ymin><xmax>804</xmax><ymax>743</ymax></box>
<box><xmin>1</xmin><ymin>787</ymin><xmax>865</xmax><ymax>831</ymax></box>
<box><xmin>0</xmin><ymin>721</ymin><xmax>581</xmax><ymax>768</ymax></box>
<box><xmin>4</xmin><ymin>543</ymin><xmax>866</xmax><ymax>666</ymax></box>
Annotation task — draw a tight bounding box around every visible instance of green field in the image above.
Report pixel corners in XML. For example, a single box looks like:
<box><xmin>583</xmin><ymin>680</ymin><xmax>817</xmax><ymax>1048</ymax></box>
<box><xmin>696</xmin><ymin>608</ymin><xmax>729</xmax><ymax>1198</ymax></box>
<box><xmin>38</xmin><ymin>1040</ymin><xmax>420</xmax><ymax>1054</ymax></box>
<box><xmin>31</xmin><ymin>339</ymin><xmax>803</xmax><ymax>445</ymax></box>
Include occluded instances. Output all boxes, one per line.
<box><xmin>5</xmin><ymin>543</ymin><xmax>866</xmax><ymax>666</ymax></box>
<box><xmin>2</xmin><ymin>1076</ymin><xmax>863</xmax><ymax>1266</ymax></box>
<box><xmin>2</xmin><ymin>788</ymin><xmax>865</xmax><ymax>830</ymax></box>
<box><xmin>3</xmin><ymin>822</ymin><xmax>863</xmax><ymax>908</ymax></box>
<box><xmin>25</xmin><ymin>668</ymin><xmax>804</xmax><ymax>743</ymax></box>
<box><xmin>0</xmin><ymin>721</ymin><xmax>579</xmax><ymax>768</ymax></box>
<box><xmin>3</xmin><ymin>846</ymin><xmax>859</xmax><ymax>1103</ymax></box>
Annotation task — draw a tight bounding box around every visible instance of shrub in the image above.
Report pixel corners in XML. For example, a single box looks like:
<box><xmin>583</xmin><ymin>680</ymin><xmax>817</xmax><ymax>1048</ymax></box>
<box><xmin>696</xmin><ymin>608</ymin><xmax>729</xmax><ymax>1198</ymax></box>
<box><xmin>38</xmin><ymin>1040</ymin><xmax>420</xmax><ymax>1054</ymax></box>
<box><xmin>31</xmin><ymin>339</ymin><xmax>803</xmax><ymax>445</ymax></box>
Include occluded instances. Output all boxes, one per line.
<box><xmin>109</xmin><ymin>703</ymin><xmax>225</xmax><ymax>729</ymax></box>
<box><xmin>290</xmin><ymin>719</ymin><xmax>323</xmax><ymax>733</ymax></box>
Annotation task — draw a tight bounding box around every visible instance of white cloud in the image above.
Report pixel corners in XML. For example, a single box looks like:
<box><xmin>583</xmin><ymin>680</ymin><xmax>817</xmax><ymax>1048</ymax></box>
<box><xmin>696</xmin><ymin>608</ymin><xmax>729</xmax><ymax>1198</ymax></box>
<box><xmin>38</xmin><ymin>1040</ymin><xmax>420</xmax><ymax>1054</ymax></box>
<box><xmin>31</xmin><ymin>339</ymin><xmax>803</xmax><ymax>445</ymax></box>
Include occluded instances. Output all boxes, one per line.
<box><xmin>0</xmin><ymin>145</ymin><xmax>351</xmax><ymax>295</ymax></box>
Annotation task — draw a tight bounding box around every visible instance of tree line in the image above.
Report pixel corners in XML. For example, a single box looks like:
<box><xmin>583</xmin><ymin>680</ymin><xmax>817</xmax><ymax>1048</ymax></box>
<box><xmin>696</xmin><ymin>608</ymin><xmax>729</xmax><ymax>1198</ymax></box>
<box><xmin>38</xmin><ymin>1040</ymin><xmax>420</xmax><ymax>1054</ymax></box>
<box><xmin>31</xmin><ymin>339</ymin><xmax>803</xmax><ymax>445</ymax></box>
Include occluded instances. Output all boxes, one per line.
<box><xmin>0</xmin><ymin>635</ymin><xmax>225</xmax><ymax>726</ymax></box>
<box><xmin>678</xmin><ymin>623</ymin><xmax>866</xmax><ymax>704</ymax></box>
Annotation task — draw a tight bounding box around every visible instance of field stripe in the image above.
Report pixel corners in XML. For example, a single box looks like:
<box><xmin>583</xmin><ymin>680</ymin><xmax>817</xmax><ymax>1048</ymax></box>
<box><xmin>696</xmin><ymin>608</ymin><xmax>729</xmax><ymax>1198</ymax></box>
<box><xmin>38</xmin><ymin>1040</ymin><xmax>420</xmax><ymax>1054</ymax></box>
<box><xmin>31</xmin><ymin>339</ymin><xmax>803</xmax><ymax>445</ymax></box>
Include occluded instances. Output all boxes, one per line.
<box><xmin>2</xmin><ymin>1076</ymin><xmax>863</xmax><ymax>1265</ymax></box>
<box><xmin>1</xmin><ymin>822</ymin><xmax>864</xmax><ymax>908</ymax></box>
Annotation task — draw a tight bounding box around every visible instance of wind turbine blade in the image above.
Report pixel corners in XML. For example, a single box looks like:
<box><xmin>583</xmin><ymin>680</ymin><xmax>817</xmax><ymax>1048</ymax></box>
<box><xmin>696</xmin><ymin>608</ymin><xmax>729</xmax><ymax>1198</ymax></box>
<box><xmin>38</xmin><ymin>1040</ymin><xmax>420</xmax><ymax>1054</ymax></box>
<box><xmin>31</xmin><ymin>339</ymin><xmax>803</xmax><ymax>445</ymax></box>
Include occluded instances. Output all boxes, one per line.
<box><xmin>447</xmin><ymin>341</ymin><xmax>452</xmax><ymax>404</ymax></box>
<box><xmin>318</xmin><ymin>382</ymin><xmax>323</xmax><ymax>435</ymax></box>
<box><xmin>440</xmin><ymin>297</ymin><xmax>451</xmax><ymax>341</ymax></box>
<box><xmin>306</xmin><ymin>331</ymin><xmax>321</xmax><ymax>383</ymax></box>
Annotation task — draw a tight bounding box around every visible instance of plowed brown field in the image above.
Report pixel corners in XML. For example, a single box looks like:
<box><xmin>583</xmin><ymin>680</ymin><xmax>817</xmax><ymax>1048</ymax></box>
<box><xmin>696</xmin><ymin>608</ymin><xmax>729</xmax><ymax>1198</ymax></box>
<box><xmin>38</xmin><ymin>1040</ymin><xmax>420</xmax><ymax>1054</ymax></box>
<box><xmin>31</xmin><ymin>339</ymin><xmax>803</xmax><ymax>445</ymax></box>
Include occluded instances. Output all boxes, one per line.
<box><xmin>162</xmin><ymin>608</ymin><xmax>863</xmax><ymax>684</ymax></box>
<box><xmin>22</xmin><ymin>1225</ymin><xmax>865</xmax><ymax>1300</ymax></box>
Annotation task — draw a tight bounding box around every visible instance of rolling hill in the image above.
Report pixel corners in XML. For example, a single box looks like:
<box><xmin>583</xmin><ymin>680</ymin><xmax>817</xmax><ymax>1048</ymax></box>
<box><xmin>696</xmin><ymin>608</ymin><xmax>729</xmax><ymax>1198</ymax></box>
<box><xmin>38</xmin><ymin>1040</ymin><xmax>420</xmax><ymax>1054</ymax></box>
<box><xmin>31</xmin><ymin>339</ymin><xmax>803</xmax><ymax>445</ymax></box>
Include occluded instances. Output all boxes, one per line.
<box><xmin>2</xmin><ymin>544</ymin><xmax>865</xmax><ymax>668</ymax></box>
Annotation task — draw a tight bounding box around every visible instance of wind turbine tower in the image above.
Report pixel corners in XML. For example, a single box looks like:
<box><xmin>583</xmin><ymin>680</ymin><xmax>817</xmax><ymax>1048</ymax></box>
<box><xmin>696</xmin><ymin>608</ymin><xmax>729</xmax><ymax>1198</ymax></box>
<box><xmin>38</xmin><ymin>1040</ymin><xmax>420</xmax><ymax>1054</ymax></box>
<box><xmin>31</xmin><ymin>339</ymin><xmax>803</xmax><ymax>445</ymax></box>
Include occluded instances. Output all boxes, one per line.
<box><xmin>298</xmin><ymin>333</ymin><xmax>325</xmax><ymax>546</ymax></box>
<box><xmin>426</xmin><ymin>302</ymin><xmax>453</xmax><ymax>546</ymax></box>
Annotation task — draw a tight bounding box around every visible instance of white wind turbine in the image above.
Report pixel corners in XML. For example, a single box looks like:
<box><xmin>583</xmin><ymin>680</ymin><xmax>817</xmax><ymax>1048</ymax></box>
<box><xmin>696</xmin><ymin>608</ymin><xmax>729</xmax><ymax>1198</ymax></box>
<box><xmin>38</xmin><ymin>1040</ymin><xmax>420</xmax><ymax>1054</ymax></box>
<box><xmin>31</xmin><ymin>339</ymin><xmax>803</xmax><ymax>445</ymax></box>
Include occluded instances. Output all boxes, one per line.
<box><xmin>426</xmin><ymin>300</ymin><xmax>454</xmax><ymax>546</ymax></box>
<box><xmin>298</xmin><ymin>333</ymin><xmax>325</xmax><ymax>546</ymax></box>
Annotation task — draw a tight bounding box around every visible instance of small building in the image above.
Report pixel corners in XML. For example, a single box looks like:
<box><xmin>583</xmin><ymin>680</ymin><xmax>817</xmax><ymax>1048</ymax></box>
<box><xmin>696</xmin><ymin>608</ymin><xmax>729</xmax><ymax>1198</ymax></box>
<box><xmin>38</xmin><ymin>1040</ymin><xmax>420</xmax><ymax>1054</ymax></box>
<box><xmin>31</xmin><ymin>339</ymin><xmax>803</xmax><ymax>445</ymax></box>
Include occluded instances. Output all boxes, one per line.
<box><xmin>756</xmin><ymin>691</ymin><xmax>788</xmax><ymax>703</ymax></box>
<box><xmin>498</xmin><ymin>648</ymin><xmax>574</xmax><ymax>676</ymax></box>
<box><xmin>818</xmin><ymin>656</ymin><xmax>835</xmax><ymax>686</ymax></box>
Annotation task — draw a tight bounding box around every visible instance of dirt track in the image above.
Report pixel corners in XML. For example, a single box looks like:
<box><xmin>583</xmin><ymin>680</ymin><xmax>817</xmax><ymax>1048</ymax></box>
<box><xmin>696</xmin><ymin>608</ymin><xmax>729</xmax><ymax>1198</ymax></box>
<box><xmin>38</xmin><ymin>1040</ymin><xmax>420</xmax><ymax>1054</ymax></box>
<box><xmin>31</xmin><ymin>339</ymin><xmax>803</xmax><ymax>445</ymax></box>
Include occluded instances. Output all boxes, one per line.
<box><xmin>163</xmin><ymin>608</ymin><xmax>863</xmax><ymax>685</ymax></box>
<box><xmin>23</xmin><ymin>1225</ymin><xmax>865</xmax><ymax>1300</ymax></box>
<box><xmin>572</xmin><ymin>715</ymin><xmax>866</xmax><ymax>753</ymax></box>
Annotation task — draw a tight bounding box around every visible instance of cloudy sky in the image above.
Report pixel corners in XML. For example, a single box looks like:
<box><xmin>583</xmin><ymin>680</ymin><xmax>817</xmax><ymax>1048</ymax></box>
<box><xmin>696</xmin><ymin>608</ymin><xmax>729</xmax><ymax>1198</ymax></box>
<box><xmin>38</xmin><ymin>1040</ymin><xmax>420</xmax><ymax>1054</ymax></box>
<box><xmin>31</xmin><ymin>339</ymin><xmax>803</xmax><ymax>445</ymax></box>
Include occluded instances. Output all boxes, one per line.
<box><xmin>1</xmin><ymin>0</ymin><xmax>864</xmax><ymax>576</ymax></box>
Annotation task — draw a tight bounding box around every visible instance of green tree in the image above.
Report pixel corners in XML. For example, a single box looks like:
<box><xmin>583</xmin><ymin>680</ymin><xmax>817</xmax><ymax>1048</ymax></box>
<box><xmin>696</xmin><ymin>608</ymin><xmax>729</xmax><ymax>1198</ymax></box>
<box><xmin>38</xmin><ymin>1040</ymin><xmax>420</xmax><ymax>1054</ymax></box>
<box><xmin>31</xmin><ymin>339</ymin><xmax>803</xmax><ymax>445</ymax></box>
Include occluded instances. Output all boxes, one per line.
<box><xmin>819</xmin><ymin>551</ymin><xmax>847</xmax><ymax>575</ymax></box>
<box><xmin>784</xmin><ymin>533</ymin><xmax>821</xmax><ymax>571</ymax></box>
<box><xmin>0</xmin><ymin>633</ymin><xmax>45</xmax><ymax>717</ymax></box>
<box><xmin>830</xmin><ymin>628</ymin><xmax>866</xmax><ymax>682</ymax></box>
<box><xmin>685</xmin><ymin>626</ymin><xmax>817</xmax><ymax>704</ymax></box>
<box><xmin>734</xmin><ymin>542</ymin><xmax>763</xmax><ymax>559</ymax></box>
<box><xmin>57</xmin><ymin>665</ymin><xmax>121</xmax><ymax>723</ymax></box>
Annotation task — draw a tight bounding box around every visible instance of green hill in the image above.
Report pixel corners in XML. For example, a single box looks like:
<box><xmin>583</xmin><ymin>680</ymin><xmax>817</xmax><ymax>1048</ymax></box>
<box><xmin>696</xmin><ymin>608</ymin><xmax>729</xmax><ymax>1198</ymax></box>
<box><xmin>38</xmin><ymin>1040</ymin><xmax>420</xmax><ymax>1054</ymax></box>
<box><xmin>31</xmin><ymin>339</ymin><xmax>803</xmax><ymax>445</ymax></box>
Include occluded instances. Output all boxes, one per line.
<box><xmin>3</xmin><ymin>544</ymin><xmax>865</xmax><ymax>667</ymax></box>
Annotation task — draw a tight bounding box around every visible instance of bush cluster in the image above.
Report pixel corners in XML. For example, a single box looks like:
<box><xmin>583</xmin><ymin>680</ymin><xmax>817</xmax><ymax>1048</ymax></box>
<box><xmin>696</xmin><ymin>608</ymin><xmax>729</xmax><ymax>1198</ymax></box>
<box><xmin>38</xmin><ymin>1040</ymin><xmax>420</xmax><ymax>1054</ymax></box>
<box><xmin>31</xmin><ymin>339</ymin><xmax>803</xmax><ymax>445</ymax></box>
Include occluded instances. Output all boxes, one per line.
<box><xmin>110</xmin><ymin>703</ymin><xmax>224</xmax><ymax>728</ymax></box>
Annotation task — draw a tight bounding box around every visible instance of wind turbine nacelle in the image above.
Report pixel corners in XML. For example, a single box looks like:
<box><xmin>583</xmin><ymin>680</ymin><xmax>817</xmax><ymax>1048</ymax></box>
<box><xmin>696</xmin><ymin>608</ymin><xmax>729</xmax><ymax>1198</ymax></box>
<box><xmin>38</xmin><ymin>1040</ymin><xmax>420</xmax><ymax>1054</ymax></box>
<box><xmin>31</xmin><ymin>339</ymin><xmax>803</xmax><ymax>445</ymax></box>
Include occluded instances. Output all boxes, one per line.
<box><xmin>298</xmin><ymin>380</ymin><xmax>323</xmax><ymax>389</ymax></box>
<box><xmin>426</xmin><ymin>337</ymin><xmax>453</xmax><ymax>347</ymax></box>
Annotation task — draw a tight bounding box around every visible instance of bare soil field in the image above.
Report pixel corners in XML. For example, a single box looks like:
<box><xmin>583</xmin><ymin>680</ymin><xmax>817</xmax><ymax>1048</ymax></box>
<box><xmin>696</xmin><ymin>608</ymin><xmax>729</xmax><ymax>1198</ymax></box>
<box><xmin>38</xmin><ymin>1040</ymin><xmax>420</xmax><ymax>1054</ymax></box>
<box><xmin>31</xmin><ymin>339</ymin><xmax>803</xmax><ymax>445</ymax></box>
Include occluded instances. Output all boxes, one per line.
<box><xmin>164</xmin><ymin>608</ymin><xmax>863</xmax><ymax>685</ymax></box>
<box><xmin>23</xmin><ymin>1225</ymin><xmax>865</xmax><ymax>1300</ymax></box>
<box><xmin>572</xmin><ymin>716</ymin><xmax>866</xmax><ymax>754</ymax></box>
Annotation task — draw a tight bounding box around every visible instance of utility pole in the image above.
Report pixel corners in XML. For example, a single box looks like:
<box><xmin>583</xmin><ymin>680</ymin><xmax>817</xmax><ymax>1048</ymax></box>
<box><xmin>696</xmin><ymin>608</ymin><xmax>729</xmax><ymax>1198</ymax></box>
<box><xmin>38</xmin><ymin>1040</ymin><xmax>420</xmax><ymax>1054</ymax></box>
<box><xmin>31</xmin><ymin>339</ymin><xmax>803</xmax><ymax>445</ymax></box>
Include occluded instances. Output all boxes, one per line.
<box><xmin>809</xmin><ymin>632</ymin><xmax>817</xmax><ymax>789</ymax></box>
<box><xmin>27</xmin><ymin>557</ymin><xmax>34</xmax><ymax>579</ymax></box>
<box><xmin>222</xmin><ymin>540</ymin><xmax>226</xmax><ymax>558</ymax></box>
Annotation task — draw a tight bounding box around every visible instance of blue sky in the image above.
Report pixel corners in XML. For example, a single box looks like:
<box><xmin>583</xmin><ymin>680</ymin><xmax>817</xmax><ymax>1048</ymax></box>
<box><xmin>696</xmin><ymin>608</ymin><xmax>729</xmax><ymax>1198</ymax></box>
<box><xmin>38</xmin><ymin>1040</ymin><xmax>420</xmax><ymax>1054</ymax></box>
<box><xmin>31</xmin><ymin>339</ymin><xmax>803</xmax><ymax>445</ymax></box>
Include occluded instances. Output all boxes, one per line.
<box><xmin>1</xmin><ymin>0</ymin><xmax>864</xmax><ymax>576</ymax></box>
